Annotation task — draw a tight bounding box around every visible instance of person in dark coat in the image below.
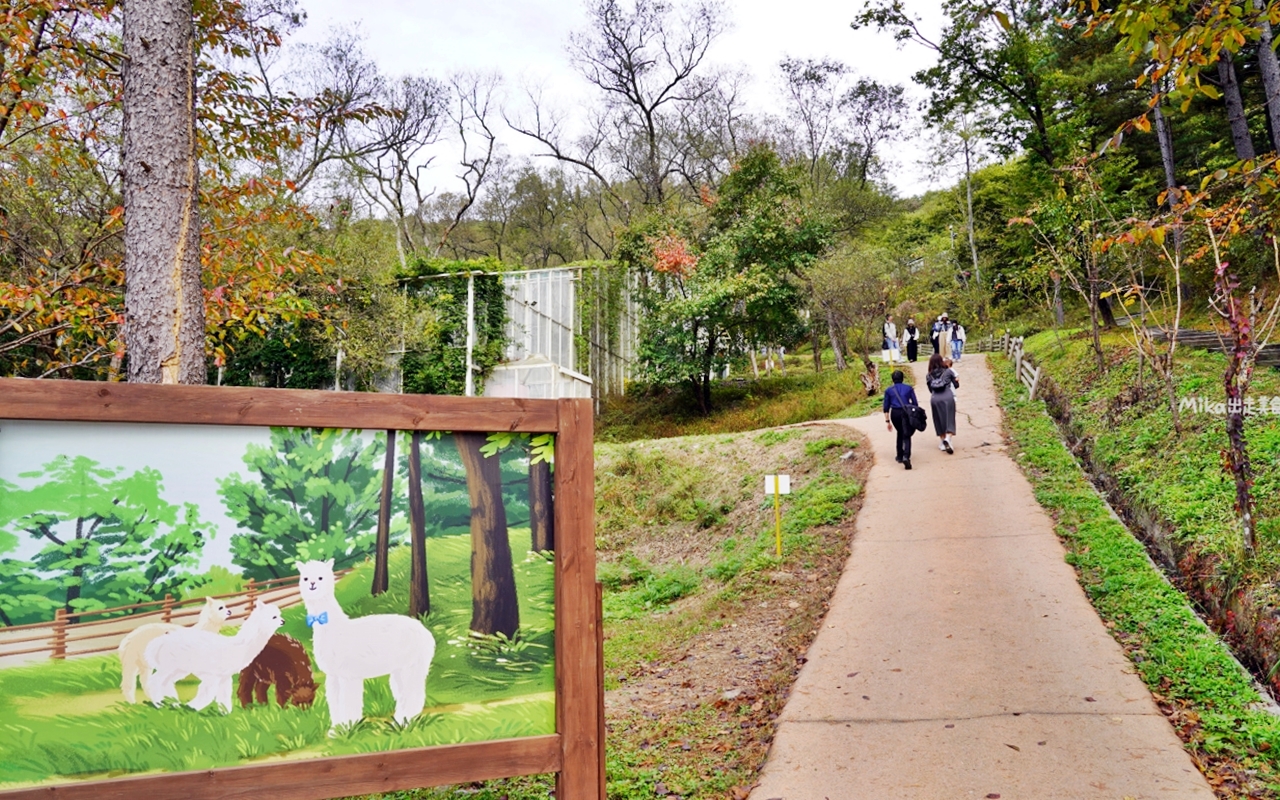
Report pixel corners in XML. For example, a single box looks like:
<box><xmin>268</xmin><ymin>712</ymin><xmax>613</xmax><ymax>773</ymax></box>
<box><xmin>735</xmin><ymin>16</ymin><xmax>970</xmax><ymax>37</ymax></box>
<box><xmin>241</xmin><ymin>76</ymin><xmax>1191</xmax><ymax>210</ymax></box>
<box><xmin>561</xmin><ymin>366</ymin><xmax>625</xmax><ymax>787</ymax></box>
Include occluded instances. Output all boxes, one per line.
<box><xmin>883</xmin><ymin>369</ymin><xmax>919</xmax><ymax>470</ymax></box>
<box><xmin>904</xmin><ymin>319</ymin><xmax>919</xmax><ymax>362</ymax></box>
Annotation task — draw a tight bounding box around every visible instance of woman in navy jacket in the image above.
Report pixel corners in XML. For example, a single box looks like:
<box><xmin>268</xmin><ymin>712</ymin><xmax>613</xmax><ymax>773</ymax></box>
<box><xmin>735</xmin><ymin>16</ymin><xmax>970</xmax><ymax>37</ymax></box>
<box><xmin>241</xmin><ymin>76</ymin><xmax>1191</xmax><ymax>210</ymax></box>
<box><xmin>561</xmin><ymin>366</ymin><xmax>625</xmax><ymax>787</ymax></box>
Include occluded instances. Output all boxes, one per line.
<box><xmin>882</xmin><ymin>369</ymin><xmax>918</xmax><ymax>470</ymax></box>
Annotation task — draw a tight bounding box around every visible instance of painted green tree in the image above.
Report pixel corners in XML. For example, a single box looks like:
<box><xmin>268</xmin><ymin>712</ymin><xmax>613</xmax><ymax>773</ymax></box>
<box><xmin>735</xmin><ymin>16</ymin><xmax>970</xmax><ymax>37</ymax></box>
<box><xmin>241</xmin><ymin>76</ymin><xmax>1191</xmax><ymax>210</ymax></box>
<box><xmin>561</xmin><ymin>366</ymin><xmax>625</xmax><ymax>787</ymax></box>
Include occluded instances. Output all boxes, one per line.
<box><xmin>0</xmin><ymin>456</ymin><xmax>208</xmax><ymax>625</ymax></box>
<box><xmin>219</xmin><ymin>428</ymin><xmax>392</xmax><ymax>580</ymax></box>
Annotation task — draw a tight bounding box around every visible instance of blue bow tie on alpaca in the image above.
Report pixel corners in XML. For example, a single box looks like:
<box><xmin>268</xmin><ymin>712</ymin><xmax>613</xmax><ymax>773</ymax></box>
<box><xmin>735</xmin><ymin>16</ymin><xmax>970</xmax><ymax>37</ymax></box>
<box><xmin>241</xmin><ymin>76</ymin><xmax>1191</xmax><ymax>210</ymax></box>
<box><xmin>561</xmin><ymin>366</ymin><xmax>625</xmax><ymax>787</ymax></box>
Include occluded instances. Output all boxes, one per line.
<box><xmin>307</xmin><ymin>612</ymin><xmax>329</xmax><ymax>627</ymax></box>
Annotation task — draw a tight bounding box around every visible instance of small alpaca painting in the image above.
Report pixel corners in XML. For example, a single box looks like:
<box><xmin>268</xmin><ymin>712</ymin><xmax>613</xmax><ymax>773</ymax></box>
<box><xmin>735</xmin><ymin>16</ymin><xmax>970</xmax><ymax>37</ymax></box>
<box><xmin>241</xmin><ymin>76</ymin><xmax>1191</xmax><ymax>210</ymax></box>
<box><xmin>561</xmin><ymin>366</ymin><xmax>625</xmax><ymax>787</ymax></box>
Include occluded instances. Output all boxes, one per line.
<box><xmin>117</xmin><ymin>596</ymin><xmax>232</xmax><ymax>703</ymax></box>
<box><xmin>0</xmin><ymin>422</ymin><xmax>557</xmax><ymax>790</ymax></box>
<box><xmin>144</xmin><ymin>601</ymin><xmax>284</xmax><ymax>711</ymax></box>
<box><xmin>298</xmin><ymin>559</ymin><xmax>435</xmax><ymax>729</ymax></box>
<box><xmin>238</xmin><ymin>633</ymin><xmax>317</xmax><ymax>709</ymax></box>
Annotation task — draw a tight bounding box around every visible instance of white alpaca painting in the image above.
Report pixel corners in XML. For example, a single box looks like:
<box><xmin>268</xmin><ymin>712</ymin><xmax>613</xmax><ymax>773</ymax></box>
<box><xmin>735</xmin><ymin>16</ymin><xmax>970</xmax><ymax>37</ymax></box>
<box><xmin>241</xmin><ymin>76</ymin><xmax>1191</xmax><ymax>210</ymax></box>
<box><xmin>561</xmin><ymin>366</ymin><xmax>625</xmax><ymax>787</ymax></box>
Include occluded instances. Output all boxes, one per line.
<box><xmin>296</xmin><ymin>559</ymin><xmax>436</xmax><ymax>729</ymax></box>
<box><xmin>116</xmin><ymin>597</ymin><xmax>232</xmax><ymax>703</ymax></box>
<box><xmin>143</xmin><ymin>601</ymin><xmax>283</xmax><ymax>712</ymax></box>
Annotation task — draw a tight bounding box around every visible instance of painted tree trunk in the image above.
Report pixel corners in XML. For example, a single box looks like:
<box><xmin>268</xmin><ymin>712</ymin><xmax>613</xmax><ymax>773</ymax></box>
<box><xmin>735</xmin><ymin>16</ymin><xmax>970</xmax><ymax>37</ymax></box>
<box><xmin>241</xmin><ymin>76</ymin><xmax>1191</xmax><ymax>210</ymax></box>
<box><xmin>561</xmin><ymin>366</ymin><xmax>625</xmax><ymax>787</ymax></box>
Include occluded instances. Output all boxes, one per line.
<box><xmin>529</xmin><ymin>458</ymin><xmax>554</xmax><ymax>553</ymax></box>
<box><xmin>371</xmin><ymin>430</ymin><xmax>395</xmax><ymax>596</ymax></box>
<box><xmin>122</xmin><ymin>0</ymin><xmax>204</xmax><ymax>384</ymax></box>
<box><xmin>455</xmin><ymin>432</ymin><xmax>519</xmax><ymax>637</ymax></box>
<box><xmin>1217</xmin><ymin>51</ymin><xmax>1257</xmax><ymax>161</ymax></box>
<box><xmin>407</xmin><ymin>431</ymin><xmax>430</xmax><ymax>616</ymax></box>
<box><xmin>1255</xmin><ymin>0</ymin><xmax>1280</xmax><ymax>153</ymax></box>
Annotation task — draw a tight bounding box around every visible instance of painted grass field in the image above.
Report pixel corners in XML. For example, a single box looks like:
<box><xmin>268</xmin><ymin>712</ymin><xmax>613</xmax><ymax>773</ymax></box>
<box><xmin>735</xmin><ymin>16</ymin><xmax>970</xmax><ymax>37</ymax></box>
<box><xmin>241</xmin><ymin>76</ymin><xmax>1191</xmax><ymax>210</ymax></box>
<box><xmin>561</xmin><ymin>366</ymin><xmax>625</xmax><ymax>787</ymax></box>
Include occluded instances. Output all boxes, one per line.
<box><xmin>0</xmin><ymin>529</ymin><xmax>555</xmax><ymax>789</ymax></box>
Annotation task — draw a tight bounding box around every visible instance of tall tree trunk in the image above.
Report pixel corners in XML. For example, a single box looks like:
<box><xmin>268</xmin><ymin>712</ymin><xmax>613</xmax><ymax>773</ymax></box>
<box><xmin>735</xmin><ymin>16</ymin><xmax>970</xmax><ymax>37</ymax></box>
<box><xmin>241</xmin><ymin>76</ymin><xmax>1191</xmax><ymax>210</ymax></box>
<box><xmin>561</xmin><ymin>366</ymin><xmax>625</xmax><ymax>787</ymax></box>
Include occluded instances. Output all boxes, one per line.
<box><xmin>371</xmin><ymin>430</ymin><xmax>396</xmax><ymax>596</ymax></box>
<box><xmin>455</xmin><ymin>432</ymin><xmax>519</xmax><ymax>637</ymax></box>
<box><xmin>1150</xmin><ymin>80</ymin><xmax>1185</xmax><ymax>258</ymax></box>
<box><xmin>122</xmin><ymin>0</ymin><xmax>204</xmax><ymax>384</ymax></box>
<box><xmin>1098</xmin><ymin>295</ymin><xmax>1118</xmax><ymax>328</ymax></box>
<box><xmin>827</xmin><ymin>312</ymin><xmax>848</xmax><ymax>371</ymax></box>
<box><xmin>1084</xmin><ymin>251</ymin><xmax>1106</xmax><ymax>373</ymax></box>
<box><xmin>529</xmin><ymin>457</ymin><xmax>554</xmax><ymax>553</ymax></box>
<box><xmin>407</xmin><ymin>431</ymin><xmax>430</xmax><ymax>616</ymax></box>
<box><xmin>810</xmin><ymin>323</ymin><xmax>823</xmax><ymax>373</ymax></box>
<box><xmin>1255</xmin><ymin>0</ymin><xmax>1280</xmax><ymax>153</ymax></box>
<box><xmin>1217</xmin><ymin>51</ymin><xmax>1257</xmax><ymax>160</ymax></box>
<box><xmin>1052</xmin><ymin>273</ymin><xmax>1065</xmax><ymax>327</ymax></box>
<box><xmin>963</xmin><ymin>137</ymin><xmax>979</xmax><ymax>286</ymax></box>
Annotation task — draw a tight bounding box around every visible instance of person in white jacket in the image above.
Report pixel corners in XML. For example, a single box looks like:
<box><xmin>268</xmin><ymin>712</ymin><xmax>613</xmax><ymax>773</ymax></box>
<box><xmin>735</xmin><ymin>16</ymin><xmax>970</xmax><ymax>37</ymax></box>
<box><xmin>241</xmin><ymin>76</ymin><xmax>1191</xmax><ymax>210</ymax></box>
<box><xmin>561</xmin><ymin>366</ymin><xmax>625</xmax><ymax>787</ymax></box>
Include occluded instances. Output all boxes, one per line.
<box><xmin>951</xmin><ymin>321</ymin><xmax>967</xmax><ymax>360</ymax></box>
<box><xmin>882</xmin><ymin>315</ymin><xmax>900</xmax><ymax>363</ymax></box>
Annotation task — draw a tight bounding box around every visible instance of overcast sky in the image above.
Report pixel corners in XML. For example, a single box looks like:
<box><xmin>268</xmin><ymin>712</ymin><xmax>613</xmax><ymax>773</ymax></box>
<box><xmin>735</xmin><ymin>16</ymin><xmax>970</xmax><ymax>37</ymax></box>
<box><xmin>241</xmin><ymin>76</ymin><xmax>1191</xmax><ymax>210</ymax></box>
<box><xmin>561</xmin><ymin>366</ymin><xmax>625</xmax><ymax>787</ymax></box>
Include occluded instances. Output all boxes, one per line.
<box><xmin>291</xmin><ymin>0</ymin><xmax>946</xmax><ymax>197</ymax></box>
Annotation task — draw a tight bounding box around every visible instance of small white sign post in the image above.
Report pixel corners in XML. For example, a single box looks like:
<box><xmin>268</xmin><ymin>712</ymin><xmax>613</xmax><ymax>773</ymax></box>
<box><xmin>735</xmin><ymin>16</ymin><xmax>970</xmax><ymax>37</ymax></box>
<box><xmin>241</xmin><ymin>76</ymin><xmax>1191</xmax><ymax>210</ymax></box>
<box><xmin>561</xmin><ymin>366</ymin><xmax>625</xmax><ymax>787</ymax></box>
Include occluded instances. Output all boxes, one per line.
<box><xmin>765</xmin><ymin>474</ymin><xmax>792</xmax><ymax>557</ymax></box>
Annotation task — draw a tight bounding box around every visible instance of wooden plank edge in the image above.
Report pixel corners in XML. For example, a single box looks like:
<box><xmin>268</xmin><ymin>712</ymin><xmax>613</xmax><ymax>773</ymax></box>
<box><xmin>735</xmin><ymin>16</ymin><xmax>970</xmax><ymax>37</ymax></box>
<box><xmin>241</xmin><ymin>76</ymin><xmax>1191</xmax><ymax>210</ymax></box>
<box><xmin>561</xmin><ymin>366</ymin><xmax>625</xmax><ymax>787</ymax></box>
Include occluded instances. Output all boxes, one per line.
<box><xmin>0</xmin><ymin>378</ymin><xmax>559</xmax><ymax>432</ymax></box>
<box><xmin>553</xmin><ymin>398</ymin><xmax>602</xmax><ymax>800</ymax></box>
<box><xmin>0</xmin><ymin>734</ymin><xmax>561</xmax><ymax>800</ymax></box>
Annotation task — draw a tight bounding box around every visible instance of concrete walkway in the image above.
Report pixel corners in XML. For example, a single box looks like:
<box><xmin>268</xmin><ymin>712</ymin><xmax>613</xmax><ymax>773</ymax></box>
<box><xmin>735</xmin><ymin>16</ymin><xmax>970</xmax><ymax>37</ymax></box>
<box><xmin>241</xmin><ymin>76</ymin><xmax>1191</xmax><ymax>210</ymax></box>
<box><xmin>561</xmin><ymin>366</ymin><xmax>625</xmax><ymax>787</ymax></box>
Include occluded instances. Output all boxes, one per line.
<box><xmin>750</xmin><ymin>354</ymin><xmax>1213</xmax><ymax>800</ymax></box>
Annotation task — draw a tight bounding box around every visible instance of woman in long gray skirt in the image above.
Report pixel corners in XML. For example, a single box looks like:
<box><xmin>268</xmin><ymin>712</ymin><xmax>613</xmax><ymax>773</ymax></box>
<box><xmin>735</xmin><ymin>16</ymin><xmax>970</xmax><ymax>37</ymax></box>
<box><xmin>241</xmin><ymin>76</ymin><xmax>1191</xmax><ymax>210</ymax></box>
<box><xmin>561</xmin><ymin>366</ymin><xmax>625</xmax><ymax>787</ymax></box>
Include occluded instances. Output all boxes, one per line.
<box><xmin>926</xmin><ymin>353</ymin><xmax>959</xmax><ymax>453</ymax></box>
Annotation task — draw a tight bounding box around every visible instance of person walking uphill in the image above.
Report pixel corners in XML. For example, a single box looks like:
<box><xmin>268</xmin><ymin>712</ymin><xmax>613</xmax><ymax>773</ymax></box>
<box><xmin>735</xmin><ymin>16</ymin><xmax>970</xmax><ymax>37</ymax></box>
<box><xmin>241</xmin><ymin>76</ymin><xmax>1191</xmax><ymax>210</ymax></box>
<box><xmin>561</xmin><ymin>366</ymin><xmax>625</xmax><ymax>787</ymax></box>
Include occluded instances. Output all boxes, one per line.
<box><xmin>926</xmin><ymin>353</ymin><xmax>960</xmax><ymax>453</ymax></box>
<box><xmin>883</xmin><ymin>370</ymin><xmax>919</xmax><ymax>470</ymax></box>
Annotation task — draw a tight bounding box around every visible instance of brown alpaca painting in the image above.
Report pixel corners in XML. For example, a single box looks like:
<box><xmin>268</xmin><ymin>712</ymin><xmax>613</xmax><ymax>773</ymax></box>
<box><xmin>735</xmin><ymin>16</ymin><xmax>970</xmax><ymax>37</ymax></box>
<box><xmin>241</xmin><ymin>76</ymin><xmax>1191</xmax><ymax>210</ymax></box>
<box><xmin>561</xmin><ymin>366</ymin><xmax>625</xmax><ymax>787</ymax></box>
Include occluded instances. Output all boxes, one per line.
<box><xmin>237</xmin><ymin>633</ymin><xmax>316</xmax><ymax>709</ymax></box>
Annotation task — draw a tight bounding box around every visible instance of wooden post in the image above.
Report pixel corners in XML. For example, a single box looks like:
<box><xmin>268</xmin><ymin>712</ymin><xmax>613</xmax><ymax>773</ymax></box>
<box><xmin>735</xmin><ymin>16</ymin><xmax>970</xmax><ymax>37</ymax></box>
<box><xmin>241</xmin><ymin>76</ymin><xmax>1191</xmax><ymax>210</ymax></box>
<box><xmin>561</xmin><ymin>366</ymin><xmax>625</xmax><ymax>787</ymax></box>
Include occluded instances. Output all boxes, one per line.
<box><xmin>555</xmin><ymin>398</ymin><xmax>604</xmax><ymax>799</ymax></box>
<box><xmin>51</xmin><ymin>609</ymin><xmax>68</xmax><ymax>660</ymax></box>
<box><xmin>245</xmin><ymin>579</ymin><xmax>258</xmax><ymax>615</ymax></box>
<box><xmin>596</xmin><ymin>581</ymin><xmax>607</xmax><ymax>800</ymax></box>
<box><xmin>1028</xmin><ymin>364</ymin><xmax>1042</xmax><ymax>401</ymax></box>
<box><xmin>162</xmin><ymin>593</ymin><xmax>175</xmax><ymax>623</ymax></box>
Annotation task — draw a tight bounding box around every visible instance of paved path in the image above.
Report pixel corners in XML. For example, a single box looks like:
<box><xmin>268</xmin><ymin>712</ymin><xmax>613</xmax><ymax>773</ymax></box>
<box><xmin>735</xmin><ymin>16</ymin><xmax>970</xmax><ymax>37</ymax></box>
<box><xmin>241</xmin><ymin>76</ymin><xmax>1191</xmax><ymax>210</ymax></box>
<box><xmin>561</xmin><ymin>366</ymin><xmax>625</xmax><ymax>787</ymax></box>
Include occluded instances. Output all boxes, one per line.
<box><xmin>750</xmin><ymin>354</ymin><xmax>1213</xmax><ymax>800</ymax></box>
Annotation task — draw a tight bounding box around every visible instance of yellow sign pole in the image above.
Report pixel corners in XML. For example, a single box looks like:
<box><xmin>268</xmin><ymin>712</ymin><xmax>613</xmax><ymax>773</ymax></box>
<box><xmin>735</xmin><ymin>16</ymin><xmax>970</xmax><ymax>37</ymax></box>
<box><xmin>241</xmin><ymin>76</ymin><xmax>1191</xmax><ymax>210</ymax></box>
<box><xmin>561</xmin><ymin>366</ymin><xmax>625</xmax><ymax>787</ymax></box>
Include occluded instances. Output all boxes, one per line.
<box><xmin>773</xmin><ymin>474</ymin><xmax>782</xmax><ymax>557</ymax></box>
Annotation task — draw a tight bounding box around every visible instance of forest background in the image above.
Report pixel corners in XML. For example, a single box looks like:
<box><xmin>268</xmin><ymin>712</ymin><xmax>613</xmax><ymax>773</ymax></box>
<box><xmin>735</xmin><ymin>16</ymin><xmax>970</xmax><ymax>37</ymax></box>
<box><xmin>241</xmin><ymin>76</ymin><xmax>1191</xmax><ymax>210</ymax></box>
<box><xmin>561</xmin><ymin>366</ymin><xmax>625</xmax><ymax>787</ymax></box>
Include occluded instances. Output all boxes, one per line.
<box><xmin>0</xmin><ymin>0</ymin><xmax>1277</xmax><ymax>424</ymax></box>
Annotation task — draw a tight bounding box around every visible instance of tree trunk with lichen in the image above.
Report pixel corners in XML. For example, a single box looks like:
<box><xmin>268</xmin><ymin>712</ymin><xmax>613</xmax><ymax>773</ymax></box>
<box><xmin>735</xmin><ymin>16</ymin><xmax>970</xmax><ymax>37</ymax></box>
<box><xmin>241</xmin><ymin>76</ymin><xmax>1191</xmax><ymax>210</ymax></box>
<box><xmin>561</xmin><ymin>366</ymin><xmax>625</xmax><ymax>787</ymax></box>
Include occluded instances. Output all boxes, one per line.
<box><xmin>122</xmin><ymin>0</ymin><xmax>204</xmax><ymax>384</ymax></box>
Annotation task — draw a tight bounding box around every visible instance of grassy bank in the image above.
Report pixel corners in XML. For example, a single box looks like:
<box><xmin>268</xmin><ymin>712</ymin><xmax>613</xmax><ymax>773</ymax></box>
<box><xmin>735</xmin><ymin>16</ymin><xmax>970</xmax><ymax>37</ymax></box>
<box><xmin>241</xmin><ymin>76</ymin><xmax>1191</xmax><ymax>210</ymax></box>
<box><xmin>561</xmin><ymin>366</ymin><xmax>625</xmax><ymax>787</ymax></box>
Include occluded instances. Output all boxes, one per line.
<box><xmin>374</xmin><ymin>422</ymin><xmax>872</xmax><ymax>800</ymax></box>
<box><xmin>598</xmin><ymin>362</ymin><xmax>893</xmax><ymax>442</ymax></box>
<box><xmin>994</xmin><ymin>348</ymin><xmax>1280</xmax><ymax>797</ymax></box>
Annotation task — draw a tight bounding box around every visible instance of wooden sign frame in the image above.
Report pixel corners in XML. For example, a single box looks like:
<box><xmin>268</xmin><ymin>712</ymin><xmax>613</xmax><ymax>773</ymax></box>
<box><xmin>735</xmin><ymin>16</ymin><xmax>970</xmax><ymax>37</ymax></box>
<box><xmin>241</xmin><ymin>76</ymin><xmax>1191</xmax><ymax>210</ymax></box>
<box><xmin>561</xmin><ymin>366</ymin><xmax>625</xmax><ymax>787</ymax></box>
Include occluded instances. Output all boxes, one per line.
<box><xmin>0</xmin><ymin>378</ymin><xmax>603</xmax><ymax>800</ymax></box>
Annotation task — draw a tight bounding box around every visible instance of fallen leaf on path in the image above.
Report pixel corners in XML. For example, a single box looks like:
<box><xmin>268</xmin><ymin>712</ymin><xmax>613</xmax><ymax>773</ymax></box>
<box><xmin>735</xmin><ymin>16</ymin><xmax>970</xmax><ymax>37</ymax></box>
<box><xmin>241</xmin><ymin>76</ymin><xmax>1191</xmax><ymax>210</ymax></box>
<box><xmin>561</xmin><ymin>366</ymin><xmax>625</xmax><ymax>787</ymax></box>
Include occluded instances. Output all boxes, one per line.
<box><xmin>847</xmin><ymin>672</ymin><xmax>858</xmax><ymax>677</ymax></box>
<box><xmin>1084</xmin><ymin>696</ymin><xmax>1096</xmax><ymax>702</ymax></box>
<box><xmin>986</xmin><ymin>794</ymin><xmax>1001</xmax><ymax>799</ymax></box>
<box><xmin>1005</xmin><ymin>744</ymin><xmax>1020</xmax><ymax>752</ymax></box>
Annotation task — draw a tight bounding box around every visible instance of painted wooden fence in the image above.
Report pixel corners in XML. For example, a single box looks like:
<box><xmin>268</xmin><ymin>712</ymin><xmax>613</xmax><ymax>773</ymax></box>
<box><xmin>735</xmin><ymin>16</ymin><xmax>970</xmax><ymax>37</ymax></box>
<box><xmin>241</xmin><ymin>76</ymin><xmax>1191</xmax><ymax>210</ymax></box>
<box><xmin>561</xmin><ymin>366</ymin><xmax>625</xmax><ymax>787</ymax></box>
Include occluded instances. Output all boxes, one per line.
<box><xmin>0</xmin><ymin>570</ymin><xmax>352</xmax><ymax>668</ymax></box>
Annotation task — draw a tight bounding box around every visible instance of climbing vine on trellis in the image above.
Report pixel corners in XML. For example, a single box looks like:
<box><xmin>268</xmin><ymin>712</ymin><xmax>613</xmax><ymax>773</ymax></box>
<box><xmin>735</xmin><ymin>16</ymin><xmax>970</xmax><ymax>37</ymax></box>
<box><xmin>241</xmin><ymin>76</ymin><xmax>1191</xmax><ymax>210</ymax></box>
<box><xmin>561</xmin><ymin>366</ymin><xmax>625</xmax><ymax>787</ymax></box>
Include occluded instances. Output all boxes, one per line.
<box><xmin>400</xmin><ymin>258</ymin><xmax>509</xmax><ymax>395</ymax></box>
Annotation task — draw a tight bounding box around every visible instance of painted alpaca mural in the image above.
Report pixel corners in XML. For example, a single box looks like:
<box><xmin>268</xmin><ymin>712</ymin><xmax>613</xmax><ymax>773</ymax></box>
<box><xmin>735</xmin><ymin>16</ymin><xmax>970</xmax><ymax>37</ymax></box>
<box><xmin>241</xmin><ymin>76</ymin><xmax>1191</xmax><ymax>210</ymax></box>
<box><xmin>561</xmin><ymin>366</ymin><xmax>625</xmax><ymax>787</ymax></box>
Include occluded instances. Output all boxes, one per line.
<box><xmin>297</xmin><ymin>559</ymin><xmax>436</xmax><ymax>729</ymax></box>
<box><xmin>238</xmin><ymin>633</ymin><xmax>316</xmax><ymax>708</ymax></box>
<box><xmin>143</xmin><ymin>601</ymin><xmax>283</xmax><ymax>712</ymax></box>
<box><xmin>116</xmin><ymin>597</ymin><xmax>232</xmax><ymax>703</ymax></box>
